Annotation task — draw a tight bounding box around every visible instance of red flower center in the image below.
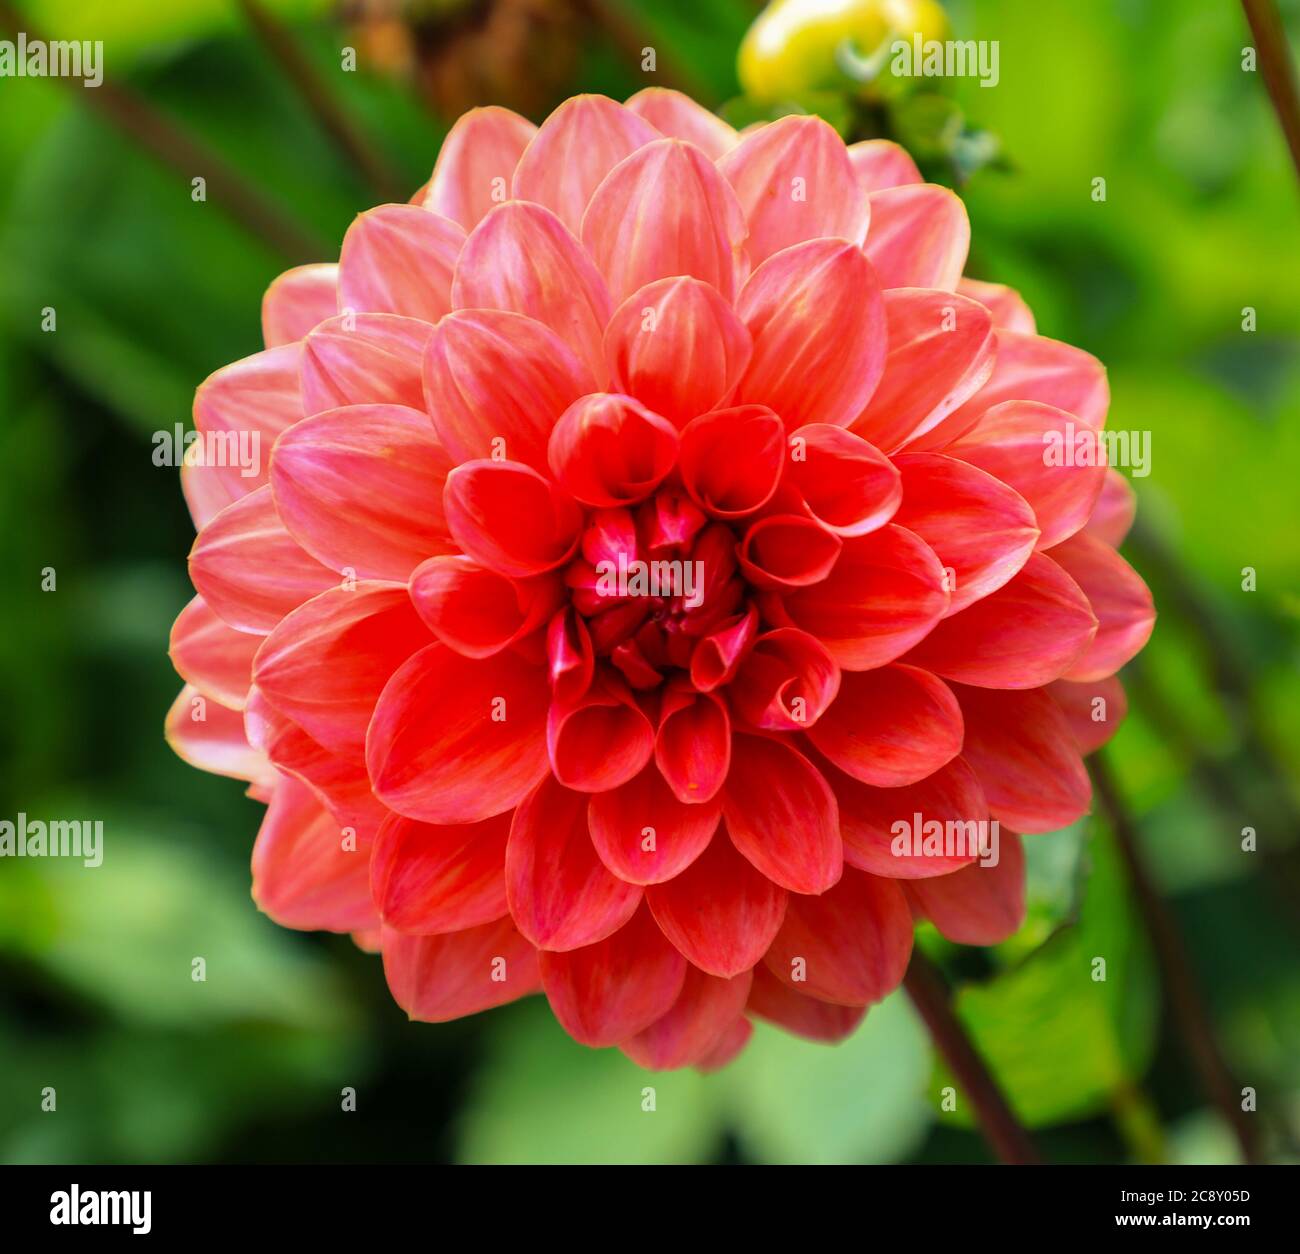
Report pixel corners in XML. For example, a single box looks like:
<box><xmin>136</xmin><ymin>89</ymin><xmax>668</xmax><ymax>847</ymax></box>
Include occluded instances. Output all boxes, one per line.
<box><xmin>570</xmin><ymin>487</ymin><xmax>747</xmax><ymax>677</ymax></box>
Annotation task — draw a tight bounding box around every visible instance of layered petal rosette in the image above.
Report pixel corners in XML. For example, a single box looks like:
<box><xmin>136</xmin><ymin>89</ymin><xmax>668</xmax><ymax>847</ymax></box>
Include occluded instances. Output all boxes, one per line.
<box><xmin>168</xmin><ymin>91</ymin><xmax>1154</xmax><ymax>1070</ymax></box>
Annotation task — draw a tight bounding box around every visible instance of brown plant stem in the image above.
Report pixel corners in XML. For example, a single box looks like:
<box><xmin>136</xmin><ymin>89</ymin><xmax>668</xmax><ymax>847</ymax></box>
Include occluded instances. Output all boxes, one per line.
<box><xmin>0</xmin><ymin>0</ymin><xmax>327</xmax><ymax>264</ymax></box>
<box><xmin>1242</xmin><ymin>0</ymin><xmax>1300</xmax><ymax>187</ymax></box>
<box><xmin>80</xmin><ymin>81</ymin><xmax>328</xmax><ymax>264</ymax></box>
<box><xmin>576</xmin><ymin>0</ymin><xmax>716</xmax><ymax>104</ymax></box>
<box><xmin>1090</xmin><ymin>751</ymin><xmax>1264</xmax><ymax>1163</ymax></box>
<box><xmin>903</xmin><ymin>947</ymin><xmax>1043</xmax><ymax>1164</ymax></box>
<box><xmin>236</xmin><ymin>0</ymin><xmax>406</xmax><ymax>202</ymax></box>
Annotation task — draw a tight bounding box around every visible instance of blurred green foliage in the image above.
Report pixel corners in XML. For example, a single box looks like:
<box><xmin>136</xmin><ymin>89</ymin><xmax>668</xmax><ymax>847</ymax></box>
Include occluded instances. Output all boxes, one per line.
<box><xmin>0</xmin><ymin>0</ymin><xmax>1297</xmax><ymax>1164</ymax></box>
<box><xmin>933</xmin><ymin>826</ymin><xmax>1159</xmax><ymax>1131</ymax></box>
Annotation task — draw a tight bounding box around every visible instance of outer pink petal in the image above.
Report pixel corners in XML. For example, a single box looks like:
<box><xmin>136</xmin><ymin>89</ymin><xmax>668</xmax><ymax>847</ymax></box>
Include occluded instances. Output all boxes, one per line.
<box><xmin>506</xmin><ymin>773</ymin><xmax>641</xmax><ymax>952</ymax></box>
<box><xmin>252</xmin><ymin>774</ymin><xmax>379</xmax><ymax>932</ymax></box>
<box><xmin>244</xmin><ymin>688</ymin><xmax>389</xmax><ymax>834</ymax></box>
<box><xmin>747</xmin><ymin>964</ymin><xmax>866</xmax><ymax>1042</ymax></box>
<box><xmin>954</xmin><ymin>684</ymin><xmax>1092</xmax><ymax>834</ymax></box>
<box><xmin>695</xmin><ymin>1014</ymin><xmax>754</xmax><ymax>1070</ymax></box>
<box><xmin>827</xmin><ymin>754</ymin><xmax>987</xmax><ymax>879</ymax></box>
<box><xmin>625</xmin><ymin>87</ymin><xmax>738</xmax><ymax>159</ymax></box>
<box><xmin>193</xmin><ymin>343</ymin><xmax>302</xmax><ymax>496</ymax></box>
<box><xmin>1049</xmin><ymin>531</ymin><xmax>1156</xmax><ymax>681</ymax></box>
<box><xmin>902</xmin><ymin>551</ymin><xmax>1099</xmax><ymax>689</ymax></box>
<box><xmin>604</xmin><ymin>277</ymin><xmax>752</xmax><ymax>429</ymax></box>
<box><xmin>735</xmin><ymin>238</ymin><xmax>886</xmax><ymax>430</ymax></box>
<box><xmin>452</xmin><ymin>200</ymin><xmax>612</xmax><ymax>381</ymax></box>
<box><xmin>421</xmin><ymin>105</ymin><xmax>537</xmax><ymax>230</ymax></box>
<box><xmin>513</xmin><ymin>94</ymin><xmax>659</xmax><ymax>234</ymax></box>
<box><xmin>270</xmin><ymin>404</ymin><xmax>455</xmax><ymax>581</ymax></box>
<box><xmin>262</xmin><ymin>263</ymin><xmax>339</xmax><ymax>347</ymax></box>
<box><xmin>539</xmin><ymin>902</ymin><xmax>686</xmax><ymax>1048</ymax></box>
<box><xmin>188</xmin><ymin>485</ymin><xmax>337</xmax><ymax>634</ymax></box>
<box><xmin>718</xmin><ymin>114</ymin><xmax>868</xmax><ymax>267</ymax></box>
<box><xmin>852</xmin><ymin>288</ymin><xmax>994</xmax><ymax>452</ymax></box>
<box><xmin>915</xmin><ymin>329</ymin><xmax>1109</xmax><ymax>450</ymax></box>
<box><xmin>947</xmin><ymin>400</ymin><xmax>1108</xmax><ymax>550</ymax></box>
<box><xmin>338</xmin><ymin>204</ymin><xmax>464</xmax><ymax>323</ymax></box>
<box><xmin>993</xmin><ymin>332</ymin><xmax>1108</xmax><ymax>425</ymax></box>
<box><xmin>366</xmin><ymin>642</ymin><xmax>551</xmax><ymax>824</ymax></box>
<box><xmin>772</xmin><ymin>524</ymin><xmax>950</xmax><ymax>669</ymax></box>
<box><xmin>165</xmin><ymin>684</ymin><xmax>274</xmax><ymax>788</ymax></box>
<box><xmin>1048</xmin><ymin>675</ymin><xmax>1129</xmax><ymax>754</ymax></box>
<box><xmin>863</xmin><ymin>184</ymin><xmax>969</xmax><ymax>290</ymax></box>
<box><xmin>906</xmin><ymin>831</ymin><xmax>1026</xmax><ymax>945</ymax></box>
<box><xmin>423</xmin><ymin>309</ymin><xmax>593</xmax><ymax>470</ymax></box>
<box><xmin>764</xmin><ymin>868</ymin><xmax>913</xmax><ymax>1006</ymax></box>
<box><xmin>252</xmin><ymin>582</ymin><xmax>432</xmax><ymax>760</ymax></box>
<box><xmin>587</xmin><ymin>763</ymin><xmax>720</xmax><ymax>885</ymax></box>
<box><xmin>352</xmin><ymin>928</ymin><xmax>382</xmax><ymax>953</ymax></box>
<box><xmin>169</xmin><ymin>594</ymin><xmax>260</xmax><ymax>710</ymax></box>
<box><xmin>181</xmin><ymin>457</ymin><xmax>241</xmax><ymax>531</ymax></box>
<box><xmin>370</xmin><ymin>810</ymin><xmax>510</xmax><ymax>935</ymax></box>
<box><xmin>621</xmin><ymin>967</ymin><xmax>753</xmax><ymax>1070</ymax></box>
<box><xmin>890</xmin><ymin>451</ymin><xmax>1039</xmax><ymax>616</ymax></box>
<box><xmin>300</xmin><ymin>313</ymin><xmax>432</xmax><ymax>415</ymax></box>
<box><xmin>582</xmin><ymin>138</ymin><xmax>748</xmax><ymax>304</ymax></box>
<box><xmin>1085</xmin><ymin>468</ymin><xmax>1137</xmax><ymax>547</ymax></box>
<box><xmin>957</xmin><ymin>277</ymin><xmax>1036</xmax><ymax>334</ymax></box>
<box><xmin>807</xmin><ymin>663</ymin><xmax>963</xmax><ymax>787</ymax></box>
<box><xmin>382</xmin><ymin>916</ymin><xmax>542</xmax><ymax>1022</ymax></box>
<box><xmin>645</xmin><ymin>827</ymin><xmax>786</xmax><ymax>978</ymax></box>
<box><xmin>847</xmin><ymin>139</ymin><xmax>923</xmax><ymax>192</ymax></box>
<box><xmin>722</xmin><ymin>734</ymin><xmax>841</xmax><ymax>894</ymax></box>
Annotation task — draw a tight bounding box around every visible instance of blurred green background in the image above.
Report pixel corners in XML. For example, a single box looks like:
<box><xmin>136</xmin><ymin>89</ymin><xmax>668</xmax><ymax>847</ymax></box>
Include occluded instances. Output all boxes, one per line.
<box><xmin>0</xmin><ymin>0</ymin><xmax>1297</xmax><ymax>1164</ymax></box>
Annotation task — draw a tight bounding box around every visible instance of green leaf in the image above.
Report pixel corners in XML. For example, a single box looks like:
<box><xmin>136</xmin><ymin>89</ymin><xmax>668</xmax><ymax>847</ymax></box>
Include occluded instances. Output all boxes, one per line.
<box><xmin>457</xmin><ymin>998</ymin><xmax>719</xmax><ymax>1164</ymax></box>
<box><xmin>932</xmin><ymin>823</ymin><xmax>1158</xmax><ymax>1128</ymax></box>
<box><xmin>0</xmin><ymin>812</ymin><xmax>357</xmax><ymax>1033</ymax></box>
<box><xmin>995</xmin><ymin>820</ymin><xmax>1088</xmax><ymax>961</ymax></box>
<box><xmin>719</xmin><ymin>991</ymin><xmax>932</xmax><ymax>1163</ymax></box>
<box><xmin>0</xmin><ymin>1022</ymin><xmax>356</xmax><ymax>1163</ymax></box>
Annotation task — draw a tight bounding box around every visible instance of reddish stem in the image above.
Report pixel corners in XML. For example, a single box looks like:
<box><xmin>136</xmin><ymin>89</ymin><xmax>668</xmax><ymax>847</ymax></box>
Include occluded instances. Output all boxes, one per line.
<box><xmin>1242</xmin><ymin>0</ymin><xmax>1300</xmax><ymax>187</ymax></box>
<box><xmin>236</xmin><ymin>0</ymin><xmax>407</xmax><ymax>202</ymax></box>
<box><xmin>904</xmin><ymin>947</ymin><xmax>1043</xmax><ymax>1164</ymax></box>
<box><xmin>1091</xmin><ymin>752</ymin><xmax>1263</xmax><ymax>1163</ymax></box>
<box><xmin>0</xmin><ymin>0</ymin><xmax>327</xmax><ymax>264</ymax></box>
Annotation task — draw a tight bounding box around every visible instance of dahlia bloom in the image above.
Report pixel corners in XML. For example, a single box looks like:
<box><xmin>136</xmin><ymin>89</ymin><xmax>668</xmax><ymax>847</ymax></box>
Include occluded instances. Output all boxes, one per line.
<box><xmin>168</xmin><ymin>90</ymin><xmax>1154</xmax><ymax>1070</ymax></box>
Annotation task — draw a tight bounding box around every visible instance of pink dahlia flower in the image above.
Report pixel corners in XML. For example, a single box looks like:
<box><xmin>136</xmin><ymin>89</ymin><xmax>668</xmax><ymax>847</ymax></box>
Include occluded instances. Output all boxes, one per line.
<box><xmin>168</xmin><ymin>91</ymin><xmax>1154</xmax><ymax>1070</ymax></box>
